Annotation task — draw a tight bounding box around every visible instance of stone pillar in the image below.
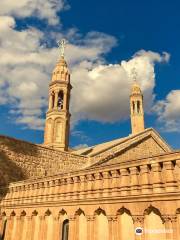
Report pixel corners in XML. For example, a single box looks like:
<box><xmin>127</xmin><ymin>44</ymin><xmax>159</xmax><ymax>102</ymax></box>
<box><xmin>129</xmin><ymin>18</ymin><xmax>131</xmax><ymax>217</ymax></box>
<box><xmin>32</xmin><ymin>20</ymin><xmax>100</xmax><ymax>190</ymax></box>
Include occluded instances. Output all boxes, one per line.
<box><xmin>4</xmin><ymin>216</ymin><xmax>11</xmax><ymax>240</ymax></box>
<box><xmin>133</xmin><ymin>216</ymin><xmax>144</xmax><ymax>240</ymax></box>
<box><xmin>87</xmin><ymin>216</ymin><xmax>95</xmax><ymax>240</ymax></box>
<box><xmin>49</xmin><ymin>94</ymin><xmax>53</xmax><ymax>110</ymax></box>
<box><xmin>24</xmin><ymin>216</ymin><xmax>32</xmax><ymax>240</ymax></box>
<box><xmin>163</xmin><ymin>161</ymin><xmax>178</xmax><ymax>192</ymax></box>
<box><xmin>38</xmin><ymin>216</ymin><xmax>46</xmax><ymax>240</ymax></box>
<box><xmin>102</xmin><ymin>171</ymin><xmax>110</xmax><ymax>197</ymax></box>
<box><xmin>119</xmin><ymin>168</ymin><xmax>130</xmax><ymax>195</ymax></box>
<box><xmin>54</xmin><ymin>90</ymin><xmax>59</xmax><ymax>110</ymax></box>
<box><xmin>110</xmin><ymin>170</ymin><xmax>119</xmax><ymax>196</ymax></box>
<box><xmin>171</xmin><ymin>216</ymin><xmax>178</xmax><ymax>240</ymax></box>
<box><xmin>69</xmin><ymin>216</ymin><xmax>76</xmax><ymax>240</ymax></box>
<box><xmin>164</xmin><ymin>216</ymin><xmax>174</xmax><ymax>240</ymax></box>
<box><xmin>53</xmin><ymin>216</ymin><xmax>60</xmax><ymax>240</ymax></box>
<box><xmin>129</xmin><ymin>167</ymin><xmax>140</xmax><ymax>195</ymax></box>
<box><xmin>176</xmin><ymin>160</ymin><xmax>180</xmax><ymax>190</ymax></box>
<box><xmin>79</xmin><ymin>175</ymin><xmax>86</xmax><ymax>199</ymax></box>
<box><xmin>140</xmin><ymin>165</ymin><xmax>152</xmax><ymax>194</ymax></box>
<box><xmin>73</xmin><ymin>176</ymin><xmax>80</xmax><ymax>199</ymax></box>
<box><xmin>151</xmin><ymin>162</ymin><xmax>164</xmax><ymax>193</ymax></box>
<box><xmin>108</xmin><ymin>216</ymin><xmax>113</xmax><ymax>240</ymax></box>
<box><xmin>86</xmin><ymin>174</ymin><xmax>94</xmax><ymax>198</ymax></box>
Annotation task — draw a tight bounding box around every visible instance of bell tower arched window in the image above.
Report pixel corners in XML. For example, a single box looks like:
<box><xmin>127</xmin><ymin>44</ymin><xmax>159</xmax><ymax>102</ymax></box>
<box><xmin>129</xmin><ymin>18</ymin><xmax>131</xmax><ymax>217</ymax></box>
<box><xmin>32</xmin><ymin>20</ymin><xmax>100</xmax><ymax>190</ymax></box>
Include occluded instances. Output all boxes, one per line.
<box><xmin>58</xmin><ymin>91</ymin><xmax>64</xmax><ymax>110</ymax></box>
<box><xmin>52</xmin><ymin>92</ymin><xmax>55</xmax><ymax>109</ymax></box>
<box><xmin>62</xmin><ymin>219</ymin><xmax>69</xmax><ymax>240</ymax></box>
<box><xmin>137</xmin><ymin>100</ymin><xmax>141</xmax><ymax>113</ymax></box>
<box><xmin>132</xmin><ymin>101</ymin><xmax>135</xmax><ymax>113</ymax></box>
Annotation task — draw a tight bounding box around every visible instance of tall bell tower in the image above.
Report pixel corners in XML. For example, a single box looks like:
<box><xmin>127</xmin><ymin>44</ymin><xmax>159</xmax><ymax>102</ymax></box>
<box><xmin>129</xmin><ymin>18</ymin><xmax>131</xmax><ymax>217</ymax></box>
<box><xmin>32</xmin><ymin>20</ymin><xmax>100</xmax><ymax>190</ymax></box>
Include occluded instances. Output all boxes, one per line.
<box><xmin>44</xmin><ymin>39</ymin><xmax>71</xmax><ymax>151</ymax></box>
<box><xmin>130</xmin><ymin>67</ymin><xmax>145</xmax><ymax>135</ymax></box>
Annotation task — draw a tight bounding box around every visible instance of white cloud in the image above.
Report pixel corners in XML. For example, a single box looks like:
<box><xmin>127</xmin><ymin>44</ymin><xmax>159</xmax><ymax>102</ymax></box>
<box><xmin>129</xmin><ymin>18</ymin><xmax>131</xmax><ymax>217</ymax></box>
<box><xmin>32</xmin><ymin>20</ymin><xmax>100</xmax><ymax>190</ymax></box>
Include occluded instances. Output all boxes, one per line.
<box><xmin>154</xmin><ymin>90</ymin><xmax>180</xmax><ymax>132</ymax></box>
<box><xmin>70</xmin><ymin>50</ymin><xmax>170</xmax><ymax>125</ymax></box>
<box><xmin>0</xmin><ymin>16</ymin><xmax>117</xmax><ymax>130</ymax></box>
<box><xmin>0</xmin><ymin>2</ymin><xmax>172</xmax><ymax>132</ymax></box>
<box><xmin>0</xmin><ymin>0</ymin><xmax>67</xmax><ymax>25</ymax></box>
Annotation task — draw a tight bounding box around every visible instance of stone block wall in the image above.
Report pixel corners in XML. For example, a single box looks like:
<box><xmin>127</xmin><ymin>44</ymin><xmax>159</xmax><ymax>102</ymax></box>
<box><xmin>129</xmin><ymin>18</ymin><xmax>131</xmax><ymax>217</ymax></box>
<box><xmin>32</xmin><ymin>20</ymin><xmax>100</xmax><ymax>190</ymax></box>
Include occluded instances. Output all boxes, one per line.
<box><xmin>0</xmin><ymin>135</ymin><xmax>88</xmax><ymax>186</ymax></box>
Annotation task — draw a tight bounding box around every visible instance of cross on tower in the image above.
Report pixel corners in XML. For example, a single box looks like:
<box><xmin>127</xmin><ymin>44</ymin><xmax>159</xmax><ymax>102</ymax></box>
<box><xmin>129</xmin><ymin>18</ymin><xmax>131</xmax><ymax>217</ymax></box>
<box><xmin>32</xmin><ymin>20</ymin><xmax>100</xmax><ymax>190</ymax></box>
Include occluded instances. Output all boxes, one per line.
<box><xmin>57</xmin><ymin>39</ymin><xmax>67</xmax><ymax>57</ymax></box>
<box><xmin>131</xmin><ymin>66</ymin><xmax>138</xmax><ymax>82</ymax></box>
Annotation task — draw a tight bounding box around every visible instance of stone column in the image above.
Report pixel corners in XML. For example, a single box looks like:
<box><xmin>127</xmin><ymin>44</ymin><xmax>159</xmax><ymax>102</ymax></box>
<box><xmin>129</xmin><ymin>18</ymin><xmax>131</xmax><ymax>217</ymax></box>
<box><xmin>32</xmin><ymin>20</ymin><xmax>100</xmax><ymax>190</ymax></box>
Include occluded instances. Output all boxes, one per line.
<box><xmin>93</xmin><ymin>173</ymin><xmax>102</xmax><ymax>198</ymax></box>
<box><xmin>164</xmin><ymin>216</ymin><xmax>174</xmax><ymax>240</ymax></box>
<box><xmin>107</xmin><ymin>216</ymin><xmax>115</xmax><ymax>240</ymax></box>
<box><xmin>79</xmin><ymin>175</ymin><xmax>86</xmax><ymax>199</ymax></box>
<box><xmin>151</xmin><ymin>162</ymin><xmax>164</xmax><ymax>193</ymax></box>
<box><xmin>110</xmin><ymin>170</ymin><xmax>119</xmax><ymax>196</ymax></box>
<box><xmin>129</xmin><ymin>167</ymin><xmax>140</xmax><ymax>195</ymax></box>
<box><xmin>163</xmin><ymin>161</ymin><xmax>178</xmax><ymax>192</ymax></box>
<box><xmin>69</xmin><ymin>216</ymin><xmax>76</xmax><ymax>240</ymax></box>
<box><xmin>24</xmin><ymin>216</ymin><xmax>32</xmax><ymax>240</ymax></box>
<box><xmin>87</xmin><ymin>216</ymin><xmax>95</xmax><ymax>240</ymax></box>
<box><xmin>53</xmin><ymin>216</ymin><xmax>60</xmax><ymax>240</ymax></box>
<box><xmin>133</xmin><ymin>216</ymin><xmax>144</xmax><ymax>240</ymax></box>
<box><xmin>102</xmin><ymin>171</ymin><xmax>110</xmax><ymax>197</ymax></box>
<box><xmin>49</xmin><ymin>94</ymin><xmax>53</xmax><ymax>110</ymax></box>
<box><xmin>176</xmin><ymin>160</ymin><xmax>180</xmax><ymax>190</ymax></box>
<box><xmin>54</xmin><ymin>90</ymin><xmax>59</xmax><ymax>110</ymax></box>
<box><xmin>140</xmin><ymin>165</ymin><xmax>152</xmax><ymax>194</ymax></box>
<box><xmin>119</xmin><ymin>168</ymin><xmax>130</xmax><ymax>195</ymax></box>
<box><xmin>38</xmin><ymin>216</ymin><xmax>46</xmax><ymax>240</ymax></box>
<box><xmin>4</xmin><ymin>216</ymin><xmax>11</xmax><ymax>240</ymax></box>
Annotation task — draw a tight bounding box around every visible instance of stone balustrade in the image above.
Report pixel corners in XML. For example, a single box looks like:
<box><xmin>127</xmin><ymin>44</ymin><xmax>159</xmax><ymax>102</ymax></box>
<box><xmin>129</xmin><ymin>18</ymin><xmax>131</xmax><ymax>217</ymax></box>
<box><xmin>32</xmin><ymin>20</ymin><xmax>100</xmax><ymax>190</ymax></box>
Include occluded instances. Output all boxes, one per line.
<box><xmin>1</xmin><ymin>154</ymin><xmax>180</xmax><ymax>207</ymax></box>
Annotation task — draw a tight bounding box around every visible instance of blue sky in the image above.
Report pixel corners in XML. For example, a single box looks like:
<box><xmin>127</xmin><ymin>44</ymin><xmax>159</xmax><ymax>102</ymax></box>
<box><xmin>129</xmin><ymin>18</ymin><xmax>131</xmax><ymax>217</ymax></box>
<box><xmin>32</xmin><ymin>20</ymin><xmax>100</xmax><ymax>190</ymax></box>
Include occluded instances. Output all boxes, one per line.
<box><xmin>0</xmin><ymin>0</ymin><xmax>180</xmax><ymax>149</ymax></box>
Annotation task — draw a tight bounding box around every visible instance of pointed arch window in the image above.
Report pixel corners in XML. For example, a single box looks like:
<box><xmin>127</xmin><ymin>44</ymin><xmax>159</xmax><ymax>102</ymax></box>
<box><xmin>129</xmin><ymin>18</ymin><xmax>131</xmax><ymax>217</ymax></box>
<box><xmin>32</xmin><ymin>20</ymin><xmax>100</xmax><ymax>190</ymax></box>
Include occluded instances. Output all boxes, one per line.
<box><xmin>58</xmin><ymin>91</ymin><xmax>64</xmax><ymax>110</ymax></box>
<box><xmin>52</xmin><ymin>92</ymin><xmax>55</xmax><ymax>109</ymax></box>
<box><xmin>2</xmin><ymin>219</ymin><xmax>7</xmax><ymax>240</ymax></box>
<box><xmin>62</xmin><ymin>219</ymin><xmax>69</xmax><ymax>240</ymax></box>
<box><xmin>132</xmin><ymin>101</ymin><xmax>135</xmax><ymax>113</ymax></box>
<box><xmin>137</xmin><ymin>100</ymin><xmax>141</xmax><ymax>113</ymax></box>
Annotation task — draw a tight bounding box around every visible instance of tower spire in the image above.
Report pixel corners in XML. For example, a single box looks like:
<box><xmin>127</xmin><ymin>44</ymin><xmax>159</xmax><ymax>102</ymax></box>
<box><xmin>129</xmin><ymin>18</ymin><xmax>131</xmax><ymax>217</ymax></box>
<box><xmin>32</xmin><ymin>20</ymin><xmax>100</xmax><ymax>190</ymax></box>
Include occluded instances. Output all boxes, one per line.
<box><xmin>44</xmin><ymin>39</ymin><xmax>71</xmax><ymax>151</ymax></box>
<box><xmin>130</xmin><ymin>66</ymin><xmax>145</xmax><ymax>135</ymax></box>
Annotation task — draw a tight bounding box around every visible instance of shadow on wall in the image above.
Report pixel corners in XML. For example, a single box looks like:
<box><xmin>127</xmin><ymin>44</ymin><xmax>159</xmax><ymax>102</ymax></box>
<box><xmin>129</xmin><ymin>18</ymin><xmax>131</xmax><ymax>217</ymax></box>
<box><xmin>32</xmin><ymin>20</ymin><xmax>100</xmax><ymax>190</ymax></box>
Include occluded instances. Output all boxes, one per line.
<box><xmin>0</xmin><ymin>135</ymin><xmax>39</xmax><ymax>199</ymax></box>
<box><xmin>0</xmin><ymin>151</ymin><xmax>26</xmax><ymax>199</ymax></box>
<box><xmin>0</xmin><ymin>135</ymin><xmax>38</xmax><ymax>156</ymax></box>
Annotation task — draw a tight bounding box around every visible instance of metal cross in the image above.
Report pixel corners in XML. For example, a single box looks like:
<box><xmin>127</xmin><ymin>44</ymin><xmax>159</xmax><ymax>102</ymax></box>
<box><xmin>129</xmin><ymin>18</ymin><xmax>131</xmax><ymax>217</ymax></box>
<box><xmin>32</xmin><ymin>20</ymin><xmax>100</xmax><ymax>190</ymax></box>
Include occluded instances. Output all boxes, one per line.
<box><xmin>57</xmin><ymin>39</ymin><xmax>67</xmax><ymax>57</ymax></box>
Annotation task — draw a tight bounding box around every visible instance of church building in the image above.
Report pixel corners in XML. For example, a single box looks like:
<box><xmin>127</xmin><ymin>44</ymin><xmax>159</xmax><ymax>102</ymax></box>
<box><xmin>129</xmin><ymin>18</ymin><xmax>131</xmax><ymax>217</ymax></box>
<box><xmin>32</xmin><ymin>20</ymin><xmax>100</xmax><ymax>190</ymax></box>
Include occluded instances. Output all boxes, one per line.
<box><xmin>0</xmin><ymin>40</ymin><xmax>180</xmax><ymax>240</ymax></box>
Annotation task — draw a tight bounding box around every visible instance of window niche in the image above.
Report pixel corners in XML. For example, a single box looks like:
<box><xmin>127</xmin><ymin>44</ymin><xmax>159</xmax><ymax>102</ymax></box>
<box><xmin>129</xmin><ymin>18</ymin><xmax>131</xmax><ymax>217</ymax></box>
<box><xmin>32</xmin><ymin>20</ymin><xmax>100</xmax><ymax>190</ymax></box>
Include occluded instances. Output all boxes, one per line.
<box><xmin>58</xmin><ymin>91</ymin><xmax>64</xmax><ymax>110</ymax></box>
<box><xmin>62</xmin><ymin>219</ymin><xmax>69</xmax><ymax>240</ymax></box>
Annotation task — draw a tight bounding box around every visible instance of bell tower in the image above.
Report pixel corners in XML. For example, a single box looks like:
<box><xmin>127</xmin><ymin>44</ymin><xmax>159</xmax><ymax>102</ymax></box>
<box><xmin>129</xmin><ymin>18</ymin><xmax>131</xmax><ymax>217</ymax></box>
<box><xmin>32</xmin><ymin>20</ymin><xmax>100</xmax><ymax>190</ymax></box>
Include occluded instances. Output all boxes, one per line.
<box><xmin>44</xmin><ymin>39</ymin><xmax>71</xmax><ymax>151</ymax></box>
<box><xmin>130</xmin><ymin>67</ymin><xmax>145</xmax><ymax>135</ymax></box>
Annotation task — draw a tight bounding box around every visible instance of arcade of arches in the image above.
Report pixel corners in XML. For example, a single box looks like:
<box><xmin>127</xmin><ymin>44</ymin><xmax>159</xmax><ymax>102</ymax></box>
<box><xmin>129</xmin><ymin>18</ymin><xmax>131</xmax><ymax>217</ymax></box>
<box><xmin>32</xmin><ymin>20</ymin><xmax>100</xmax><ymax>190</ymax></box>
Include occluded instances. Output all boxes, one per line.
<box><xmin>1</xmin><ymin>206</ymin><xmax>180</xmax><ymax>240</ymax></box>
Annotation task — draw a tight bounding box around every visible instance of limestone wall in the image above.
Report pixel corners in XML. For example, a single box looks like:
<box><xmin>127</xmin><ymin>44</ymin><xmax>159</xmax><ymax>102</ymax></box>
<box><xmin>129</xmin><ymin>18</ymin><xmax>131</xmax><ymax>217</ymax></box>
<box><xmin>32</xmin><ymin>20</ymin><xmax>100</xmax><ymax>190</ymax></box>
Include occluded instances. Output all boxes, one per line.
<box><xmin>0</xmin><ymin>135</ymin><xmax>88</xmax><ymax>186</ymax></box>
<box><xmin>1</xmin><ymin>151</ymin><xmax>180</xmax><ymax>240</ymax></box>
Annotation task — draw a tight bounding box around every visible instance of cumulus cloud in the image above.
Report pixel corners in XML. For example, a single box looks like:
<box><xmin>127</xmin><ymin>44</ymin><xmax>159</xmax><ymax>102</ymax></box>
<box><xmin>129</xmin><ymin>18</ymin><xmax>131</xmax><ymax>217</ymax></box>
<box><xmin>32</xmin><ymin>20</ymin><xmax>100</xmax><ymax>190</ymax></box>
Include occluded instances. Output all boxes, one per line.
<box><xmin>70</xmin><ymin>50</ymin><xmax>170</xmax><ymax>125</ymax></box>
<box><xmin>0</xmin><ymin>15</ymin><xmax>117</xmax><ymax>129</ymax></box>
<box><xmin>0</xmin><ymin>0</ymin><xmax>67</xmax><ymax>25</ymax></box>
<box><xmin>0</xmin><ymin>1</ymin><xmax>172</xmax><ymax>132</ymax></box>
<box><xmin>154</xmin><ymin>90</ymin><xmax>180</xmax><ymax>132</ymax></box>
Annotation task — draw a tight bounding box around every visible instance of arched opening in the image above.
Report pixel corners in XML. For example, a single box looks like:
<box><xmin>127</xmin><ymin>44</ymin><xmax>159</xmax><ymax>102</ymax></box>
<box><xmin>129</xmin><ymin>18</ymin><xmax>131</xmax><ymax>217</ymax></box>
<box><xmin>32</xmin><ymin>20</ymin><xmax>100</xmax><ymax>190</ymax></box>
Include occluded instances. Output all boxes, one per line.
<box><xmin>144</xmin><ymin>206</ymin><xmax>165</xmax><ymax>240</ymax></box>
<box><xmin>1</xmin><ymin>219</ymin><xmax>7</xmax><ymax>240</ymax></box>
<box><xmin>62</xmin><ymin>219</ymin><xmax>69</xmax><ymax>240</ymax></box>
<box><xmin>95</xmin><ymin>208</ymin><xmax>108</xmax><ymax>240</ymax></box>
<box><xmin>58</xmin><ymin>91</ymin><xmax>64</xmax><ymax>110</ymax></box>
<box><xmin>52</xmin><ymin>92</ymin><xmax>55</xmax><ymax>109</ymax></box>
<box><xmin>117</xmin><ymin>208</ymin><xmax>134</xmax><ymax>240</ymax></box>
<box><xmin>137</xmin><ymin>101</ymin><xmax>141</xmax><ymax>113</ymax></box>
<box><xmin>75</xmin><ymin>209</ymin><xmax>87</xmax><ymax>240</ymax></box>
<box><xmin>132</xmin><ymin>101</ymin><xmax>135</xmax><ymax>113</ymax></box>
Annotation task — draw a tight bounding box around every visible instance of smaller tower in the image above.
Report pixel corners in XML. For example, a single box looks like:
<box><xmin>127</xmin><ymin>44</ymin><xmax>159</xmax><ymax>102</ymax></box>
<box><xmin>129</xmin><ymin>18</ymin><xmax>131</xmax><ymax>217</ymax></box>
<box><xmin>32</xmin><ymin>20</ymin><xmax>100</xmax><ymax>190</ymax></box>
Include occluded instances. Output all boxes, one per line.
<box><xmin>130</xmin><ymin>67</ymin><xmax>145</xmax><ymax>135</ymax></box>
<box><xmin>44</xmin><ymin>39</ymin><xmax>71</xmax><ymax>151</ymax></box>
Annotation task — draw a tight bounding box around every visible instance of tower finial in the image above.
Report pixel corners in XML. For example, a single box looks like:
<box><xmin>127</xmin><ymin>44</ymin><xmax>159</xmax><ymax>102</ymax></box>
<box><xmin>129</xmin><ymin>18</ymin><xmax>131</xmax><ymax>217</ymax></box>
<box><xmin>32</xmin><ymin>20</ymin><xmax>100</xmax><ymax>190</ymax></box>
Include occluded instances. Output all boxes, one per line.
<box><xmin>57</xmin><ymin>39</ymin><xmax>67</xmax><ymax>58</ymax></box>
<box><xmin>131</xmin><ymin>62</ymin><xmax>138</xmax><ymax>83</ymax></box>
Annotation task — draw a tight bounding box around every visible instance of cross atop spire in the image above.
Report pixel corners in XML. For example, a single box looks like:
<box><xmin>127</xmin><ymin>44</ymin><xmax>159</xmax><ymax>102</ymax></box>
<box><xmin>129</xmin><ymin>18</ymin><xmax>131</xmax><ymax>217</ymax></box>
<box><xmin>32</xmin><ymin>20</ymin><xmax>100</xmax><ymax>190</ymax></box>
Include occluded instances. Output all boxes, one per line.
<box><xmin>131</xmin><ymin>65</ymin><xmax>138</xmax><ymax>82</ymax></box>
<box><xmin>57</xmin><ymin>39</ymin><xmax>67</xmax><ymax>58</ymax></box>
